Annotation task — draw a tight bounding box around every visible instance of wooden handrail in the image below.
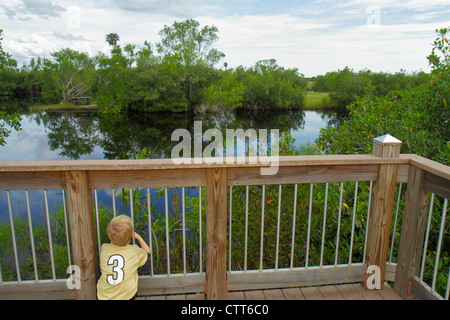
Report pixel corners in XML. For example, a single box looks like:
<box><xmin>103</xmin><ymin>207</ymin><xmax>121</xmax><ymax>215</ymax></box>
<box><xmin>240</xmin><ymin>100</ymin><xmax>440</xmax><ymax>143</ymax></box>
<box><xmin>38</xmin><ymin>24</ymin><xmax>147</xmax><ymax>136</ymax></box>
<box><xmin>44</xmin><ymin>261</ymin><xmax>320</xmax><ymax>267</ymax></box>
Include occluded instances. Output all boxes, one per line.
<box><xmin>0</xmin><ymin>154</ymin><xmax>410</xmax><ymax>172</ymax></box>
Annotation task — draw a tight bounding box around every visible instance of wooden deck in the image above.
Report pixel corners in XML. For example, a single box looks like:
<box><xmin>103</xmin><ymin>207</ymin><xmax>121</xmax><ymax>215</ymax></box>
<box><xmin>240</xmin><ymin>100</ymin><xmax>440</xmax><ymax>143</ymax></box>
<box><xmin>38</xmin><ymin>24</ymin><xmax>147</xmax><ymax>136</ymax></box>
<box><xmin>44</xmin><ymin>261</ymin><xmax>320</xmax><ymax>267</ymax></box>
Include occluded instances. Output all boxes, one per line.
<box><xmin>137</xmin><ymin>283</ymin><xmax>402</xmax><ymax>300</ymax></box>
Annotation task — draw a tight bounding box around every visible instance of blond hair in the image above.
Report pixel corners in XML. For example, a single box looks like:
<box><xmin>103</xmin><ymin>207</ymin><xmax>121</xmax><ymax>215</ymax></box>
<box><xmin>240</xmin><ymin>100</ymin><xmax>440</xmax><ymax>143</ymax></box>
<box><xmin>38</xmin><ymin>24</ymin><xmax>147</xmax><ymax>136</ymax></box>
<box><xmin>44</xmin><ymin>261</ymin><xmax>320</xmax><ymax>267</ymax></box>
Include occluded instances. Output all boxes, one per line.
<box><xmin>107</xmin><ymin>215</ymin><xmax>133</xmax><ymax>246</ymax></box>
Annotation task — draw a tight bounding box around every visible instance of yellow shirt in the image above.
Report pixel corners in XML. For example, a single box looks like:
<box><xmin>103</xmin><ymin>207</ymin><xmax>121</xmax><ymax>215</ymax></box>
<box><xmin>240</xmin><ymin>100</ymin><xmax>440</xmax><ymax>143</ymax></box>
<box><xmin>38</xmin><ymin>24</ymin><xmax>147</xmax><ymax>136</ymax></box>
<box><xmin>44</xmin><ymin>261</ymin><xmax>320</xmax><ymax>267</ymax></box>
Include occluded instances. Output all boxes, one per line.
<box><xmin>97</xmin><ymin>243</ymin><xmax>148</xmax><ymax>300</ymax></box>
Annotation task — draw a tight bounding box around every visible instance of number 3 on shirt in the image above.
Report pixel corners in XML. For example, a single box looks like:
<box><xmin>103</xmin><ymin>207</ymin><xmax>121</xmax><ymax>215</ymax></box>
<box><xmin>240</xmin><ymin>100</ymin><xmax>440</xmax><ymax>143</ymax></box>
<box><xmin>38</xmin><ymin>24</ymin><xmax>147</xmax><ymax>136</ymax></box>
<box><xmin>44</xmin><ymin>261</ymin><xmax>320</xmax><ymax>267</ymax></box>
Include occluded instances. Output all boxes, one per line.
<box><xmin>106</xmin><ymin>255</ymin><xmax>125</xmax><ymax>285</ymax></box>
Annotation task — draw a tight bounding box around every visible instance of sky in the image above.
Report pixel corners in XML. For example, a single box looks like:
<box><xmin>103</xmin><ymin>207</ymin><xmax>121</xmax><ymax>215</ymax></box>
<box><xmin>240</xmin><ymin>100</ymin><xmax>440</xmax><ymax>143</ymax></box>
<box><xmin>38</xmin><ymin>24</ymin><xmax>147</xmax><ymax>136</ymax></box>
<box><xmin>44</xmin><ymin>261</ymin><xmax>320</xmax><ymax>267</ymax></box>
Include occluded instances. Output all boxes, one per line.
<box><xmin>1</xmin><ymin>0</ymin><xmax>450</xmax><ymax>77</ymax></box>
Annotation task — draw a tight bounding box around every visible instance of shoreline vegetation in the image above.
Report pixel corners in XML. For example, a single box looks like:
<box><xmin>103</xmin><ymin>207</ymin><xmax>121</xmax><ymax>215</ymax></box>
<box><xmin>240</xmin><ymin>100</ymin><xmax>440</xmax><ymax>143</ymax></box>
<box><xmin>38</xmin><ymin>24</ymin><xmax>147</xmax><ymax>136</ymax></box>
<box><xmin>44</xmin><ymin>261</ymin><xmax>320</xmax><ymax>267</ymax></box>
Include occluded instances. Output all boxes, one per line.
<box><xmin>30</xmin><ymin>91</ymin><xmax>335</xmax><ymax>112</ymax></box>
<box><xmin>31</xmin><ymin>101</ymin><xmax>99</xmax><ymax>111</ymax></box>
<box><xmin>1</xmin><ymin>18</ymin><xmax>430</xmax><ymax>117</ymax></box>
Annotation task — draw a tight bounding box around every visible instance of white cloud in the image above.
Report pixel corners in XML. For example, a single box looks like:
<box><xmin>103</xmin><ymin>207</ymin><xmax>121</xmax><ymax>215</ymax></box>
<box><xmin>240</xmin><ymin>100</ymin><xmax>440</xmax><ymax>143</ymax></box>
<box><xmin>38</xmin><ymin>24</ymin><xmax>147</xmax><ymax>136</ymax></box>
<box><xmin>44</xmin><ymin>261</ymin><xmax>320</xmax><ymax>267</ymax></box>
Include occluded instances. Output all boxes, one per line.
<box><xmin>338</xmin><ymin>0</ymin><xmax>450</xmax><ymax>10</ymax></box>
<box><xmin>1</xmin><ymin>0</ymin><xmax>448</xmax><ymax>76</ymax></box>
<box><xmin>109</xmin><ymin>0</ymin><xmax>214</xmax><ymax>17</ymax></box>
<box><xmin>1</xmin><ymin>0</ymin><xmax>65</xmax><ymax>20</ymax></box>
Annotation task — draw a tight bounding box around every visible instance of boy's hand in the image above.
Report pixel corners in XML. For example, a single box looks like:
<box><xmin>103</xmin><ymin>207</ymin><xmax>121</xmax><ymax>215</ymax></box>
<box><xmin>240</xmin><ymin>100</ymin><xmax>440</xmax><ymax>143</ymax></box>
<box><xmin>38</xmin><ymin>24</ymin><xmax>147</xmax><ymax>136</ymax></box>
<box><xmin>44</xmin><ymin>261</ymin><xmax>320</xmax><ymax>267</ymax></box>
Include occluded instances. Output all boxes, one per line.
<box><xmin>133</xmin><ymin>232</ymin><xmax>151</xmax><ymax>254</ymax></box>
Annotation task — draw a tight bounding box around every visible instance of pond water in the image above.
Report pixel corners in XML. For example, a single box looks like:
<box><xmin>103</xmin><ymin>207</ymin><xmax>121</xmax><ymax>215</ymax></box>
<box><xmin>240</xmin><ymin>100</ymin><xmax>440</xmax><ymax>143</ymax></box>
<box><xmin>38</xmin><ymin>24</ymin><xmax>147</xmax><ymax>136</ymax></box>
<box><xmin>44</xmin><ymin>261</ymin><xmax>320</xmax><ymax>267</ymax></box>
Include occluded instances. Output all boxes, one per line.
<box><xmin>0</xmin><ymin>108</ymin><xmax>345</xmax><ymax>223</ymax></box>
<box><xmin>1</xmin><ymin>109</ymin><xmax>339</xmax><ymax>161</ymax></box>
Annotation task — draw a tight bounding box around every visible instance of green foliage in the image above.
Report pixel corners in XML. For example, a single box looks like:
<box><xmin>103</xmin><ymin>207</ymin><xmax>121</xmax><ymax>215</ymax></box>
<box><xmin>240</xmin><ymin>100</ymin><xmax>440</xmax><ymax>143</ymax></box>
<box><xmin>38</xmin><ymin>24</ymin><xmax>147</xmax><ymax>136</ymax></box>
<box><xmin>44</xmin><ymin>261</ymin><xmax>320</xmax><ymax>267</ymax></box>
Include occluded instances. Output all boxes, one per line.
<box><xmin>0</xmin><ymin>29</ymin><xmax>17</xmax><ymax>101</ymax></box>
<box><xmin>0</xmin><ymin>29</ymin><xmax>21</xmax><ymax>145</ymax></box>
<box><xmin>0</xmin><ymin>110</ymin><xmax>21</xmax><ymax>146</ymax></box>
<box><xmin>239</xmin><ymin>59</ymin><xmax>307</xmax><ymax>110</ymax></box>
<box><xmin>200</xmin><ymin>69</ymin><xmax>246</xmax><ymax>111</ymax></box>
<box><xmin>200</xmin><ymin>59</ymin><xmax>307</xmax><ymax>111</ymax></box>
<box><xmin>42</xmin><ymin>48</ymin><xmax>96</xmax><ymax>103</ymax></box>
<box><xmin>312</xmin><ymin>67</ymin><xmax>430</xmax><ymax>109</ymax></box>
<box><xmin>157</xmin><ymin>18</ymin><xmax>223</xmax><ymax>68</ymax></box>
<box><xmin>156</xmin><ymin>19</ymin><xmax>224</xmax><ymax>112</ymax></box>
<box><xmin>316</xmin><ymin>27</ymin><xmax>450</xmax><ymax>166</ymax></box>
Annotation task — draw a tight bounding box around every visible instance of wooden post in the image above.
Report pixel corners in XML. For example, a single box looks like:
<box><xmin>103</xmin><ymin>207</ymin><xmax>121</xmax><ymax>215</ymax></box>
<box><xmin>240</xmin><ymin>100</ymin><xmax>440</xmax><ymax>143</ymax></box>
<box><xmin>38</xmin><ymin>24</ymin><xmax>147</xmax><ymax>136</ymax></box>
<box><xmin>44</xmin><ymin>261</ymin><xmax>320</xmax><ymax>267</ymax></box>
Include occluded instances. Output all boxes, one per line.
<box><xmin>394</xmin><ymin>165</ymin><xmax>430</xmax><ymax>299</ymax></box>
<box><xmin>364</xmin><ymin>134</ymin><xmax>401</xmax><ymax>287</ymax></box>
<box><xmin>205</xmin><ymin>168</ymin><xmax>228</xmax><ymax>300</ymax></box>
<box><xmin>65</xmin><ymin>171</ymin><xmax>98</xmax><ymax>300</ymax></box>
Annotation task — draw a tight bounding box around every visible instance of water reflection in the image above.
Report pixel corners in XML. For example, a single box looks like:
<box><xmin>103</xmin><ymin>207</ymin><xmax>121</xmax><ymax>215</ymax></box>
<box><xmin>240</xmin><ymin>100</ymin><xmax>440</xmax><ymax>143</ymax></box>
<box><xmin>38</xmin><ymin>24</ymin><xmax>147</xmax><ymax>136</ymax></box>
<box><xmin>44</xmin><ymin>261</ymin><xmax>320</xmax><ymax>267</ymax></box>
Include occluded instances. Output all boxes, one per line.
<box><xmin>2</xmin><ymin>109</ymin><xmax>343</xmax><ymax>161</ymax></box>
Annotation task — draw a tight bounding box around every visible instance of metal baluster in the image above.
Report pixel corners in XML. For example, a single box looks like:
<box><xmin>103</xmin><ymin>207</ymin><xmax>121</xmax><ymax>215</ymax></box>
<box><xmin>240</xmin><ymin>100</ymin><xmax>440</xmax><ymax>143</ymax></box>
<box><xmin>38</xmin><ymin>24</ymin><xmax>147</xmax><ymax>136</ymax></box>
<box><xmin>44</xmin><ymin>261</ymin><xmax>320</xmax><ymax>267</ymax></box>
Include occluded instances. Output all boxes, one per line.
<box><xmin>146</xmin><ymin>188</ymin><xmax>154</xmax><ymax>276</ymax></box>
<box><xmin>305</xmin><ymin>183</ymin><xmax>313</xmax><ymax>268</ymax></box>
<box><xmin>259</xmin><ymin>185</ymin><xmax>265</xmax><ymax>271</ymax></box>
<box><xmin>165</xmin><ymin>188</ymin><xmax>170</xmax><ymax>275</ymax></box>
<box><xmin>389</xmin><ymin>182</ymin><xmax>403</xmax><ymax>263</ymax></box>
<box><xmin>182</xmin><ymin>187</ymin><xmax>187</xmax><ymax>275</ymax></box>
<box><xmin>244</xmin><ymin>185</ymin><xmax>249</xmax><ymax>272</ymax></box>
<box><xmin>6</xmin><ymin>191</ymin><xmax>21</xmax><ymax>282</ymax></box>
<box><xmin>25</xmin><ymin>190</ymin><xmax>39</xmax><ymax>281</ymax></box>
<box><xmin>320</xmin><ymin>183</ymin><xmax>329</xmax><ymax>267</ymax></box>
<box><xmin>334</xmin><ymin>182</ymin><xmax>344</xmax><ymax>266</ymax></box>
<box><xmin>44</xmin><ymin>190</ymin><xmax>56</xmax><ymax>280</ymax></box>
<box><xmin>112</xmin><ymin>188</ymin><xmax>117</xmax><ymax>218</ymax></box>
<box><xmin>199</xmin><ymin>186</ymin><xmax>203</xmax><ymax>275</ymax></box>
<box><xmin>431</xmin><ymin>199</ymin><xmax>448</xmax><ymax>292</ymax></box>
<box><xmin>348</xmin><ymin>182</ymin><xmax>358</xmax><ymax>265</ymax></box>
<box><xmin>420</xmin><ymin>193</ymin><xmax>435</xmax><ymax>281</ymax></box>
<box><xmin>62</xmin><ymin>190</ymin><xmax>72</xmax><ymax>269</ymax></box>
<box><xmin>130</xmin><ymin>189</ymin><xmax>135</xmax><ymax>245</ymax></box>
<box><xmin>275</xmin><ymin>184</ymin><xmax>282</xmax><ymax>270</ymax></box>
<box><xmin>94</xmin><ymin>189</ymin><xmax>101</xmax><ymax>254</ymax></box>
<box><xmin>362</xmin><ymin>181</ymin><xmax>373</xmax><ymax>264</ymax></box>
<box><xmin>228</xmin><ymin>186</ymin><xmax>232</xmax><ymax>272</ymax></box>
<box><xmin>290</xmin><ymin>184</ymin><xmax>298</xmax><ymax>269</ymax></box>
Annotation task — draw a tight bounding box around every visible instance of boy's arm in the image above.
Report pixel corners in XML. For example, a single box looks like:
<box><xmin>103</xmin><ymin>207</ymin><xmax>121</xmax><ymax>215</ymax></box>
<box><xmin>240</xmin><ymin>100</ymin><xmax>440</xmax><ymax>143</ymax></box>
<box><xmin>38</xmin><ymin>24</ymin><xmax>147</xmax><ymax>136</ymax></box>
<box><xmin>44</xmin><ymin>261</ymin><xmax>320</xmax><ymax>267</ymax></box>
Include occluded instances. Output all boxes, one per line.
<box><xmin>133</xmin><ymin>232</ymin><xmax>151</xmax><ymax>254</ymax></box>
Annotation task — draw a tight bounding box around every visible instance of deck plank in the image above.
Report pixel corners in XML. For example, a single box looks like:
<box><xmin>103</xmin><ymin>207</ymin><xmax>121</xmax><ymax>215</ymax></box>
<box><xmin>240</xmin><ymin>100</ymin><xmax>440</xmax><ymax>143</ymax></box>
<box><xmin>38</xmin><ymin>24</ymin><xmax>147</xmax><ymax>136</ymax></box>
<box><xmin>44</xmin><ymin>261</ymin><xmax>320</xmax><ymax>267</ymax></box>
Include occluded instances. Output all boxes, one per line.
<box><xmin>139</xmin><ymin>283</ymin><xmax>402</xmax><ymax>300</ymax></box>
<box><xmin>263</xmin><ymin>289</ymin><xmax>285</xmax><ymax>300</ymax></box>
<box><xmin>281</xmin><ymin>288</ymin><xmax>305</xmax><ymax>300</ymax></box>
<box><xmin>352</xmin><ymin>283</ymin><xmax>384</xmax><ymax>300</ymax></box>
<box><xmin>318</xmin><ymin>285</ymin><xmax>345</xmax><ymax>300</ymax></box>
<box><xmin>335</xmin><ymin>284</ymin><xmax>364</xmax><ymax>300</ymax></box>
<box><xmin>244</xmin><ymin>290</ymin><xmax>266</xmax><ymax>300</ymax></box>
<box><xmin>378</xmin><ymin>283</ymin><xmax>402</xmax><ymax>300</ymax></box>
<box><xmin>228</xmin><ymin>291</ymin><xmax>246</xmax><ymax>300</ymax></box>
<box><xmin>300</xmin><ymin>286</ymin><xmax>325</xmax><ymax>300</ymax></box>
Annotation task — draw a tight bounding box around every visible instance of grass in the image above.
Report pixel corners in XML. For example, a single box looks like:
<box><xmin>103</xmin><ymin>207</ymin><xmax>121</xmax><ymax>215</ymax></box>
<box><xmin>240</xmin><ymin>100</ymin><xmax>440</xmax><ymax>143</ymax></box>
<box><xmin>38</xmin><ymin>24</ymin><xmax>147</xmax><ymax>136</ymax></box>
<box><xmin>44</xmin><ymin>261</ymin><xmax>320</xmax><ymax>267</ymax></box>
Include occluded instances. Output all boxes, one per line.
<box><xmin>304</xmin><ymin>91</ymin><xmax>334</xmax><ymax>109</ymax></box>
<box><xmin>32</xmin><ymin>100</ymin><xmax>99</xmax><ymax>111</ymax></box>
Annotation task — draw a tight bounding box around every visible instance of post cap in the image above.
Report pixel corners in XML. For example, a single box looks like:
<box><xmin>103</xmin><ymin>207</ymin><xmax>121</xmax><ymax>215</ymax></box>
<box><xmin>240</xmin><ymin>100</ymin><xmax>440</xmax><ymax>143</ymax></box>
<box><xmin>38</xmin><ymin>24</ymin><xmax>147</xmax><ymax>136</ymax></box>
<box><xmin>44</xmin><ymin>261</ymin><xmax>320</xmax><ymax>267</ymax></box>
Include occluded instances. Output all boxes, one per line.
<box><xmin>373</xmin><ymin>134</ymin><xmax>402</xmax><ymax>145</ymax></box>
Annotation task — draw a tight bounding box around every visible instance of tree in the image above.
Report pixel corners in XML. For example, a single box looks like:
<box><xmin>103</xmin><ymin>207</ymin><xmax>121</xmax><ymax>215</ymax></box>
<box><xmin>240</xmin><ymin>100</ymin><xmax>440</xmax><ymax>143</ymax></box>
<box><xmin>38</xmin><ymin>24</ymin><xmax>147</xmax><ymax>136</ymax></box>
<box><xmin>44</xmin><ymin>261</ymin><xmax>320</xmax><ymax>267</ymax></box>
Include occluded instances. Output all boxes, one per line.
<box><xmin>157</xmin><ymin>19</ymin><xmax>223</xmax><ymax>67</ymax></box>
<box><xmin>156</xmin><ymin>19</ymin><xmax>224</xmax><ymax>111</ymax></box>
<box><xmin>0</xmin><ymin>29</ymin><xmax>16</xmax><ymax>69</ymax></box>
<box><xmin>240</xmin><ymin>59</ymin><xmax>306</xmax><ymax>110</ymax></box>
<box><xmin>105</xmin><ymin>33</ymin><xmax>120</xmax><ymax>47</ymax></box>
<box><xmin>42</xmin><ymin>48</ymin><xmax>96</xmax><ymax>102</ymax></box>
<box><xmin>0</xmin><ymin>28</ymin><xmax>21</xmax><ymax>146</ymax></box>
<box><xmin>0</xmin><ymin>29</ymin><xmax>18</xmax><ymax>99</ymax></box>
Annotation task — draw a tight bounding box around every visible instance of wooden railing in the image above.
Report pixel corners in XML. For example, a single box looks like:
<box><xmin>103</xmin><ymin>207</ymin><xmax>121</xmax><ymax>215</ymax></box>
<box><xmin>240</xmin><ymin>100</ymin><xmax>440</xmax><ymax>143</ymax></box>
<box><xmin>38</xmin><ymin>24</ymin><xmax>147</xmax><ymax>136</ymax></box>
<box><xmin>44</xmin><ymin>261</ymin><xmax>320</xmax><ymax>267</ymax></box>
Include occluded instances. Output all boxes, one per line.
<box><xmin>0</xmin><ymin>135</ymin><xmax>448</xmax><ymax>300</ymax></box>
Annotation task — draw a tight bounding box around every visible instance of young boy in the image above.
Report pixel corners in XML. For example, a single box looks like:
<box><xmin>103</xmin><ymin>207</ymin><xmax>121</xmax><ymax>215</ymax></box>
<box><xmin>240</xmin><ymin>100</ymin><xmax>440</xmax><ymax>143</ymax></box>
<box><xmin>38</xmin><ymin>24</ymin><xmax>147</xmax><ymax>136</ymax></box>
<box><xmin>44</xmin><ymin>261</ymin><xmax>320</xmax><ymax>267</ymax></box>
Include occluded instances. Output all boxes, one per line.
<box><xmin>97</xmin><ymin>215</ymin><xmax>151</xmax><ymax>300</ymax></box>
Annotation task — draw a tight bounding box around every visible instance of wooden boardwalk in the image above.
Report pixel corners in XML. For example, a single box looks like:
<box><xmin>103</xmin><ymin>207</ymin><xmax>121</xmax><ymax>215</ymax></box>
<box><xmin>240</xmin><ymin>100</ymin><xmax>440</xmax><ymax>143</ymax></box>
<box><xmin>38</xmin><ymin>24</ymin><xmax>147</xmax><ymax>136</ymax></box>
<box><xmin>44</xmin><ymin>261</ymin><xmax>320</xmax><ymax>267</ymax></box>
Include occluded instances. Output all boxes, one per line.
<box><xmin>137</xmin><ymin>283</ymin><xmax>402</xmax><ymax>300</ymax></box>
